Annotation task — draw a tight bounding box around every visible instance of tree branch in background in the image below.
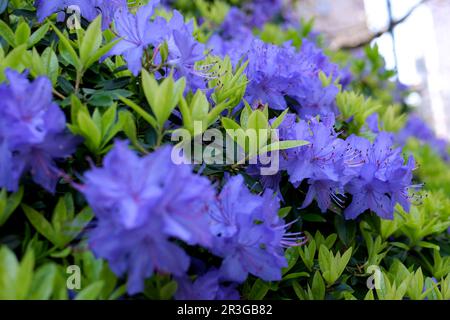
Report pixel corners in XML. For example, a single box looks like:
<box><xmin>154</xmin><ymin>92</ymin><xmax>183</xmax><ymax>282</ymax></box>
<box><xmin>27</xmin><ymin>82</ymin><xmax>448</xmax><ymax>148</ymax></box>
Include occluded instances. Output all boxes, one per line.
<box><xmin>339</xmin><ymin>0</ymin><xmax>430</xmax><ymax>50</ymax></box>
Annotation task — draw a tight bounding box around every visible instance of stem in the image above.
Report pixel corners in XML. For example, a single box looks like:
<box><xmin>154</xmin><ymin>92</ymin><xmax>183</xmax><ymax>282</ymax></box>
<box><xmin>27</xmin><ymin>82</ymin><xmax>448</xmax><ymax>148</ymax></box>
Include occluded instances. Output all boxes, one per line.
<box><xmin>52</xmin><ymin>89</ymin><xmax>66</xmax><ymax>100</ymax></box>
<box><xmin>75</xmin><ymin>71</ymin><xmax>82</xmax><ymax>93</ymax></box>
<box><xmin>156</xmin><ymin>129</ymin><xmax>164</xmax><ymax>147</ymax></box>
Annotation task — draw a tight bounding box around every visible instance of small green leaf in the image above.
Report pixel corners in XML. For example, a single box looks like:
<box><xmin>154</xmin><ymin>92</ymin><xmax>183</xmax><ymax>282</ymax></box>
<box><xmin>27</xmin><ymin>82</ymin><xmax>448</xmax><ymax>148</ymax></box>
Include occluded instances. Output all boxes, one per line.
<box><xmin>0</xmin><ymin>246</ymin><xmax>19</xmax><ymax>299</ymax></box>
<box><xmin>76</xmin><ymin>281</ymin><xmax>104</xmax><ymax>300</ymax></box>
<box><xmin>28</xmin><ymin>22</ymin><xmax>49</xmax><ymax>48</ymax></box>
<box><xmin>119</xmin><ymin>96</ymin><xmax>158</xmax><ymax>129</ymax></box>
<box><xmin>16</xmin><ymin>248</ymin><xmax>34</xmax><ymax>299</ymax></box>
<box><xmin>0</xmin><ymin>19</ymin><xmax>15</xmax><ymax>46</ymax></box>
<box><xmin>14</xmin><ymin>20</ymin><xmax>30</xmax><ymax>46</ymax></box>
<box><xmin>259</xmin><ymin>140</ymin><xmax>308</xmax><ymax>154</ymax></box>
<box><xmin>77</xmin><ymin>111</ymin><xmax>102</xmax><ymax>150</ymax></box>
<box><xmin>80</xmin><ymin>16</ymin><xmax>103</xmax><ymax>70</ymax></box>
<box><xmin>190</xmin><ymin>90</ymin><xmax>209</xmax><ymax>121</ymax></box>
<box><xmin>29</xmin><ymin>264</ymin><xmax>56</xmax><ymax>300</ymax></box>
<box><xmin>160</xmin><ymin>281</ymin><xmax>178</xmax><ymax>300</ymax></box>
<box><xmin>49</xmin><ymin>21</ymin><xmax>80</xmax><ymax>70</ymax></box>
<box><xmin>271</xmin><ymin>108</ymin><xmax>290</xmax><ymax>129</ymax></box>
<box><xmin>0</xmin><ymin>187</ymin><xmax>23</xmax><ymax>226</ymax></box>
<box><xmin>221</xmin><ymin>117</ymin><xmax>241</xmax><ymax>131</ymax></box>
<box><xmin>22</xmin><ymin>204</ymin><xmax>57</xmax><ymax>245</ymax></box>
<box><xmin>248</xmin><ymin>279</ymin><xmax>270</xmax><ymax>300</ymax></box>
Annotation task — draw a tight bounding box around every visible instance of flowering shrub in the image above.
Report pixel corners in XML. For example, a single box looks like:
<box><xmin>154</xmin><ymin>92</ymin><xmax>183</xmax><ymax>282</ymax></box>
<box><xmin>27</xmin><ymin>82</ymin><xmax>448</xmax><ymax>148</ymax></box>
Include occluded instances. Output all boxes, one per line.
<box><xmin>0</xmin><ymin>0</ymin><xmax>449</xmax><ymax>300</ymax></box>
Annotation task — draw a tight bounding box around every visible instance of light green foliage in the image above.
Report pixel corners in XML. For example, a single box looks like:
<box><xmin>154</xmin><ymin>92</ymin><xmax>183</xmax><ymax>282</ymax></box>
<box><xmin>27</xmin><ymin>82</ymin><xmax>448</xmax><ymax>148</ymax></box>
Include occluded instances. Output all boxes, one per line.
<box><xmin>221</xmin><ymin>105</ymin><xmax>308</xmax><ymax>159</ymax></box>
<box><xmin>318</xmin><ymin>245</ymin><xmax>352</xmax><ymax>286</ymax></box>
<box><xmin>0</xmin><ymin>187</ymin><xmax>23</xmax><ymax>226</ymax></box>
<box><xmin>22</xmin><ymin>194</ymin><xmax>93</xmax><ymax>249</ymax></box>
<box><xmin>336</xmin><ymin>91</ymin><xmax>381</xmax><ymax>134</ymax></box>
<box><xmin>0</xmin><ymin>246</ymin><xmax>58</xmax><ymax>300</ymax></box>
<box><xmin>69</xmin><ymin>95</ymin><xmax>127</xmax><ymax>154</ymax></box>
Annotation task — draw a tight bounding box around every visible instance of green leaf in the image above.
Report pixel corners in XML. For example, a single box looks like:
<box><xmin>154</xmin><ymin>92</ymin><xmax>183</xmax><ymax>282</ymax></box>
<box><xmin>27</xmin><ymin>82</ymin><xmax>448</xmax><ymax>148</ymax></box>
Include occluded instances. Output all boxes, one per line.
<box><xmin>221</xmin><ymin>117</ymin><xmax>241</xmax><ymax>131</ymax></box>
<box><xmin>278</xmin><ymin>206</ymin><xmax>291</xmax><ymax>219</ymax></box>
<box><xmin>120</xmin><ymin>111</ymin><xmax>139</xmax><ymax>145</ymax></box>
<box><xmin>29</xmin><ymin>264</ymin><xmax>56</xmax><ymax>300</ymax></box>
<box><xmin>417</xmin><ymin>241</ymin><xmax>440</xmax><ymax>250</ymax></box>
<box><xmin>259</xmin><ymin>140</ymin><xmax>308</xmax><ymax>154</ymax></box>
<box><xmin>190</xmin><ymin>90</ymin><xmax>209</xmax><ymax>121</ymax></box>
<box><xmin>247</xmin><ymin>110</ymin><xmax>269</xmax><ymax>154</ymax></box>
<box><xmin>141</xmin><ymin>70</ymin><xmax>186</xmax><ymax>127</ymax></box>
<box><xmin>77</xmin><ymin>111</ymin><xmax>102</xmax><ymax>151</ymax></box>
<box><xmin>80</xmin><ymin>16</ymin><xmax>103</xmax><ymax>70</ymax></box>
<box><xmin>0</xmin><ymin>246</ymin><xmax>19</xmax><ymax>299</ymax></box>
<box><xmin>248</xmin><ymin>279</ymin><xmax>270</xmax><ymax>300</ymax></box>
<box><xmin>239</xmin><ymin>102</ymin><xmax>252</xmax><ymax>129</ymax></box>
<box><xmin>283</xmin><ymin>272</ymin><xmax>310</xmax><ymax>281</ymax></box>
<box><xmin>49</xmin><ymin>21</ymin><xmax>80</xmax><ymax>70</ymax></box>
<box><xmin>66</xmin><ymin>207</ymin><xmax>93</xmax><ymax>241</ymax></box>
<box><xmin>76</xmin><ymin>281</ymin><xmax>104</xmax><ymax>300</ymax></box>
<box><xmin>101</xmin><ymin>104</ymin><xmax>117</xmax><ymax>136</ymax></box>
<box><xmin>22</xmin><ymin>204</ymin><xmax>57</xmax><ymax>245</ymax></box>
<box><xmin>0</xmin><ymin>187</ymin><xmax>23</xmax><ymax>226</ymax></box>
<box><xmin>16</xmin><ymin>248</ymin><xmax>34</xmax><ymax>299</ymax></box>
<box><xmin>311</xmin><ymin>271</ymin><xmax>325</xmax><ymax>299</ymax></box>
<box><xmin>271</xmin><ymin>108</ymin><xmax>290</xmax><ymax>129</ymax></box>
<box><xmin>85</xmin><ymin>38</ymin><xmax>120</xmax><ymax>69</ymax></box>
<box><xmin>14</xmin><ymin>20</ymin><xmax>30</xmax><ymax>46</ymax></box>
<box><xmin>52</xmin><ymin>196</ymin><xmax>68</xmax><ymax>234</ymax></box>
<box><xmin>160</xmin><ymin>280</ymin><xmax>178</xmax><ymax>300</ymax></box>
<box><xmin>41</xmin><ymin>47</ymin><xmax>59</xmax><ymax>84</ymax></box>
<box><xmin>119</xmin><ymin>96</ymin><xmax>158</xmax><ymax>129</ymax></box>
<box><xmin>28</xmin><ymin>22</ymin><xmax>49</xmax><ymax>48</ymax></box>
<box><xmin>247</xmin><ymin>109</ymin><xmax>268</xmax><ymax>132</ymax></box>
<box><xmin>0</xmin><ymin>19</ymin><xmax>15</xmax><ymax>46</ymax></box>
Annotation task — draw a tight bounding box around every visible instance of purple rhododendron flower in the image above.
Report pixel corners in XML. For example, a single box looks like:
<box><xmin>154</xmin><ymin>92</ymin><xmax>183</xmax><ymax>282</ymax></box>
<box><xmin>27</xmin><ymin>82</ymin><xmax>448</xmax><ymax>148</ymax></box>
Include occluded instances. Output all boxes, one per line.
<box><xmin>244</xmin><ymin>40</ymin><xmax>300</xmax><ymax>110</ymax></box>
<box><xmin>233</xmin><ymin>38</ymin><xmax>341</xmax><ymax>117</ymax></box>
<box><xmin>164</xmin><ymin>11</ymin><xmax>206</xmax><ymax>91</ymax></box>
<box><xmin>249</xmin><ymin>113</ymin><xmax>346</xmax><ymax>210</ymax></box>
<box><xmin>35</xmin><ymin>0</ymin><xmax>98</xmax><ymax>22</ymax></box>
<box><xmin>175</xmin><ymin>269</ymin><xmax>240</xmax><ymax>300</ymax></box>
<box><xmin>81</xmin><ymin>141</ymin><xmax>215</xmax><ymax>294</ymax></box>
<box><xmin>208</xmin><ymin>175</ymin><xmax>304</xmax><ymax>283</ymax></box>
<box><xmin>272</xmin><ymin>113</ymin><xmax>417</xmax><ymax>218</ymax></box>
<box><xmin>98</xmin><ymin>0</ymin><xmax>128</xmax><ymax>29</ymax></box>
<box><xmin>344</xmin><ymin>132</ymin><xmax>416</xmax><ymax>220</ymax></box>
<box><xmin>281</xmin><ymin>116</ymin><xmax>346</xmax><ymax>210</ymax></box>
<box><xmin>243</xmin><ymin>0</ymin><xmax>283</xmax><ymax>28</ymax></box>
<box><xmin>35</xmin><ymin>0</ymin><xmax>127</xmax><ymax>29</ymax></box>
<box><xmin>207</xmin><ymin>8</ymin><xmax>254</xmax><ymax>65</ymax></box>
<box><xmin>0</xmin><ymin>70</ymin><xmax>80</xmax><ymax>192</ymax></box>
<box><xmin>106</xmin><ymin>1</ymin><xmax>167</xmax><ymax>76</ymax></box>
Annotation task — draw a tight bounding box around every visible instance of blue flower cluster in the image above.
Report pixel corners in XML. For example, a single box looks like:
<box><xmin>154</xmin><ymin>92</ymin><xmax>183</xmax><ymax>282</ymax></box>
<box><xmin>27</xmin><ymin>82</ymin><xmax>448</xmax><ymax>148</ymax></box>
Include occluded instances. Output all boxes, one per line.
<box><xmin>81</xmin><ymin>142</ymin><xmax>303</xmax><ymax>295</ymax></box>
<box><xmin>81</xmin><ymin>141</ymin><xmax>214</xmax><ymax>294</ymax></box>
<box><xmin>27</xmin><ymin>0</ymin><xmax>423</xmax><ymax>299</ymax></box>
<box><xmin>36</xmin><ymin>0</ymin><xmax>207</xmax><ymax>89</ymax></box>
<box><xmin>0</xmin><ymin>70</ymin><xmax>79</xmax><ymax>192</ymax></box>
<box><xmin>207</xmin><ymin>9</ymin><xmax>345</xmax><ymax>118</ymax></box>
<box><xmin>35</xmin><ymin>0</ymin><xmax>127</xmax><ymax>29</ymax></box>
<box><xmin>275</xmin><ymin>114</ymin><xmax>416</xmax><ymax>220</ymax></box>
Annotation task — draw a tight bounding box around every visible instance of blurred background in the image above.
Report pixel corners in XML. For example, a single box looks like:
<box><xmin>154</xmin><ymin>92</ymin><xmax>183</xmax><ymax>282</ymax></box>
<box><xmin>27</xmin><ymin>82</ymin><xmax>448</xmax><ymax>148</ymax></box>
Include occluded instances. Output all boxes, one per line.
<box><xmin>295</xmin><ymin>0</ymin><xmax>450</xmax><ymax>139</ymax></box>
